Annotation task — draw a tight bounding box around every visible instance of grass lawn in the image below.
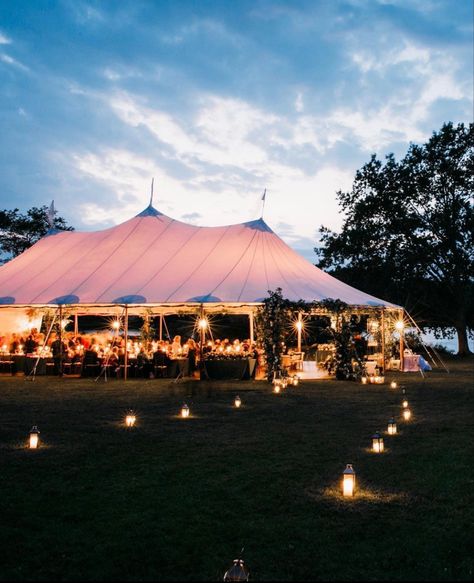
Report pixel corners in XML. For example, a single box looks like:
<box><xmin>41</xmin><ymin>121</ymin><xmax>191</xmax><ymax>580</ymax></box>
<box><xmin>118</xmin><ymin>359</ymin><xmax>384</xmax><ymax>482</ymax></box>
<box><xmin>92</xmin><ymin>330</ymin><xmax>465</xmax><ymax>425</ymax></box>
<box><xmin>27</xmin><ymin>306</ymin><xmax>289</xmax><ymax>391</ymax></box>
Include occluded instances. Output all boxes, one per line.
<box><xmin>0</xmin><ymin>358</ymin><xmax>473</xmax><ymax>581</ymax></box>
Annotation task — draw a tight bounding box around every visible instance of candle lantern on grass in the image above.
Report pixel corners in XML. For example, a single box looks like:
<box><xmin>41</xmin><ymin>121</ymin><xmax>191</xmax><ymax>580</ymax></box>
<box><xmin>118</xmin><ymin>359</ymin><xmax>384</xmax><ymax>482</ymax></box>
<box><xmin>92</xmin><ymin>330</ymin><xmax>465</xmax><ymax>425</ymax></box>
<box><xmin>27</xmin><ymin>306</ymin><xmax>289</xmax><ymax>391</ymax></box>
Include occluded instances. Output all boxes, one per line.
<box><xmin>387</xmin><ymin>418</ymin><xmax>397</xmax><ymax>435</ymax></box>
<box><xmin>371</xmin><ymin>431</ymin><xmax>384</xmax><ymax>453</ymax></box>
<box><xmin>223</xmin><ymin>558</ymin><xmax>250</xmax><ymax>582</ymax></box>
<box><xmin>361</xmin><ymin>376</ymin><xmax>368</xmax><ymax>385</ymax></box>
<box><xmin>125</xmin><ymin>413</ymin><xmax>136</xmax><ymax>427</ymax></box>
<box><xmin>273</xmin><ymin>378</ymin><xmax>281</xmax><ymax>393</ymax></box>
<box><xmin>342</xmin><ymin>464</ymin><xmax>356</xmax><ymax>497</ymax></box>
<box><xmin>181</xmin><ymin>404</ymin><xmax>190</xmax><ymax>418</ymax></box>
<box><xmin>234</xmin><ymin>395</ymin><xmax>242</xmax><ymax>408</ymax></box>
<box><xmin>292</xmin><ymin>374</ymin><xmax>299</xmax><ymax>387</ymax></box>
<box><xmin>390</xmin><ymin>381</ymin><xmax>398</xmax><ymax>389</ymax></box>
<box><xmin>29</xmin><ymin>426</ymin><xmax>40</xmax><ymax>449</ymax></box>
<box><xmin>374</xmin><ymin>375</ymin><xmax>385</xmax><ymax>384</ymax></box>
<box><xmin>402</xmin><ymin>399</ymin><xmax>408</xmax><ymax>409</ymax></box>
<box><xmin>403</xmin><ymin>408</ymin><xmax>411</xmax><ymax>421</ymax></box>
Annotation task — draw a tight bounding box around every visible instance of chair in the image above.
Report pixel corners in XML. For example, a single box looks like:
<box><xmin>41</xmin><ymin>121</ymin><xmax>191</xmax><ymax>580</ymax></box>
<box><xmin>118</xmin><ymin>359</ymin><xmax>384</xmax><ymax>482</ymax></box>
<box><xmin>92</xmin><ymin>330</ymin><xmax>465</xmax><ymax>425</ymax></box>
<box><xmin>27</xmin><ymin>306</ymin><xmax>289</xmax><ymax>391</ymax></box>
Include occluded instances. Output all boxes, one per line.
<box><xmin>153</xmin><ymin>352</ymin><xmax>168</xmax><ymax>378</ymax></box>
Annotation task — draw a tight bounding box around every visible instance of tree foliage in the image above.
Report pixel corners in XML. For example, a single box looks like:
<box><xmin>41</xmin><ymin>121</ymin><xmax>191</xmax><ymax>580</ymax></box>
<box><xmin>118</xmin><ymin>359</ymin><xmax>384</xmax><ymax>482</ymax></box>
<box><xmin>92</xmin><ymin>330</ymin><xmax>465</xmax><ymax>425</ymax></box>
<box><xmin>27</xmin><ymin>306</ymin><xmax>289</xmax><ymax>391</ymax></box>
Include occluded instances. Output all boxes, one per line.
<box><xmin>0</xmin><ymin>205</ymin><xmax>73</xmax><ymax>263</ymax></box>
<box><xmin>316</xmin><ymin>122</ymin><xmax>474</xmax><ymax>355</ymax></box>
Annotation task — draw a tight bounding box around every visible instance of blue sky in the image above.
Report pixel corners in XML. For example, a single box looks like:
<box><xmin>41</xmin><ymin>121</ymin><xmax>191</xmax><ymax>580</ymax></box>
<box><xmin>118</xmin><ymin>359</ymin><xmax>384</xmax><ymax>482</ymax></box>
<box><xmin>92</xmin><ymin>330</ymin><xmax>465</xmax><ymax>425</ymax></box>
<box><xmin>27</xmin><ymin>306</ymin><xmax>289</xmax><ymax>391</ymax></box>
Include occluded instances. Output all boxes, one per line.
<box><xmin>0</xmin><ymin>0</ymin><xmax>472</xmax><ymax>260</ymax></box>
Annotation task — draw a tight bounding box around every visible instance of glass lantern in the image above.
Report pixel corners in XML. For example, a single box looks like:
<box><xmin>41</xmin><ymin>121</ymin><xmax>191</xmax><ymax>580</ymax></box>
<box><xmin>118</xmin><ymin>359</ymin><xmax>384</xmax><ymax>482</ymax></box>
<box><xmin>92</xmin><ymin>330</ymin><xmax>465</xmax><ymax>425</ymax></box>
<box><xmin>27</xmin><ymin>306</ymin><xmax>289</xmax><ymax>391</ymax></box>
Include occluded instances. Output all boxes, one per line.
<box><xmin>372</xmin><ymin>431</ymin><xmax>384</xmax><ymax>453</ymax></box>
<box><xmin>234</xmin><ymin>395</ymin><xmax>242</xmax><ymax>408</ymax></box>
<box><xmin>402</xmin><ymin>399</ymin><xmax>408</xmax><ymax>409</ymax></box>
<box><xmin>292</xmin><ymin>374</ymin><xmax>299</xmax><ymax>387</ymax></box>
<box><xmin>361</xmin><ymin>376</ymin><xmax>368</xmax><ymax>385</ymax></box>
<box><xmin>223</xmin><ymin>558</ymin><xmax>250</xmax><ymax>582</ymax></box>
<box><xmin>125</xmin><ymin>413</ymin><xmax>136</xmax><ymax>427</ymax></box>
<box><xmin>387</xmin><ymin>418</ymin><xmax>397</xmax><ymax>435</ymax></box>
<box><xmin>342</xmin><ymin>464</ymin><xmax>356</xmax><ymax>497</ymax></box>
<box><xmin>403</xmin><ymin>408</ymin><xmax>411</xmax><ymax>421</ymax></box>
<box><xmin>390</xmin><ymin>381</ymin><xmax>397</xmax><ymax>389</ymax></box>
<box><xmin>29</xmin><ymin>425</ymin><xmax>40</xmax><ymax>449</ymax></box>
<box><xmin>181</xmin><ymin>404</ymin><xmax>190</xmax><ymax>418</ymax></box>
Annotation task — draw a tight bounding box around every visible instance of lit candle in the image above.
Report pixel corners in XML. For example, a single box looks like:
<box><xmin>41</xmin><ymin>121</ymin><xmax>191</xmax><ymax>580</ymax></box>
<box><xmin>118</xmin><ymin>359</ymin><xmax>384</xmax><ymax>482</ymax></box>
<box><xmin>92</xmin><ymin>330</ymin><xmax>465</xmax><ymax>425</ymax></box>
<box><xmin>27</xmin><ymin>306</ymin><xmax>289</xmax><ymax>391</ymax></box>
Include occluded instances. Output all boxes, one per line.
<box><xmin>371</xmin><ymin>431</ymin><xmax>384</xmax><ymax>453</ymax></box>
<box><xmin>342</xmin><ymin>464</ymin><xmax>356</xmax><ymax>497</ymax></box>
<box><xmin>29</xmin><ymin>426</ymin><xmax>40</xmax><ymax>449</ymax></box>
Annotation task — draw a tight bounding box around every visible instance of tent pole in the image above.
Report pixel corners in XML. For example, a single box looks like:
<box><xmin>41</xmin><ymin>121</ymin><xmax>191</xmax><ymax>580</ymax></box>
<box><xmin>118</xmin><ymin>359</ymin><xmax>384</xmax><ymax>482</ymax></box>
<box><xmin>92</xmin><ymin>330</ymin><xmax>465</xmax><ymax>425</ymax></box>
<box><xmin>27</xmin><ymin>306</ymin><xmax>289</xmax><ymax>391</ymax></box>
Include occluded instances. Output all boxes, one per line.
<box><xmin>399</xmin><ymin>309</ymin><xmax>405</xmax><ymax>373</ymax></box>
<box><xmin>124</xmin><ymin>305</ymin><xmax>129</xmax><ymax>381</ymax></box>
<box><xmin>59</xmin><ymin>304</ymin><xmax>63</xmax><ymax>377</ymax></box>
<box><xmin>297</xmin><ymin>311</ymin><xmax>302</xmax><ymax>353</ymax></box>
<box><xmin>159</xmin><ymin>313</ymin><xmax>163</xmax><ymax>341</ymax></box>
<box><xmin>381</xmin><ymin>308</ymin><xmax>386</xmax><ymax>375</ymax></box>
<box><xmin>199</xmin><ymin>304</ymin><xmax>205</xmax><ymax>381</ymax></box>
<box><xmin>74</xmin><ymin>313</ymin><xmax>78</xmax><ymax>336</ymax></box>
<box><xmin>249</xmin><ymin>310</ymin><xmax>254</xmax><ymax>345</ymax></box>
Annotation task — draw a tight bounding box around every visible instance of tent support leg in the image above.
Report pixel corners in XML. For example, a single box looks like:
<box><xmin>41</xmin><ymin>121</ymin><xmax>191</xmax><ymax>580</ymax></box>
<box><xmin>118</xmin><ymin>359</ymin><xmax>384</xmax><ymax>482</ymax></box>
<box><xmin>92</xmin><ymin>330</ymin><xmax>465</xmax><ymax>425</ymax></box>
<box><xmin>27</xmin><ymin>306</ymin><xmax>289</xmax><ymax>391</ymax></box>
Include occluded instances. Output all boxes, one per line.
<box><xmin>124</xmin><ymin>305</ymin><xmax>129</xmax><ymax>381</ymax></box>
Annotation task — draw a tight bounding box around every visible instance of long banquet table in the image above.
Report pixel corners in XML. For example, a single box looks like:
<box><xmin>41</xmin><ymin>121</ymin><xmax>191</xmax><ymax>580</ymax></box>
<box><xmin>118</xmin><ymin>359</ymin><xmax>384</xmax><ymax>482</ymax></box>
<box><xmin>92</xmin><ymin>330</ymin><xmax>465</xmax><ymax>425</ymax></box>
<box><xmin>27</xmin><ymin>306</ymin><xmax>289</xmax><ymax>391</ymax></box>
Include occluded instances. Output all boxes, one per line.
<box><xmin>203</xmin><ymin>358</ymin><xmax>257</xmax><ymax>380</ymax></box>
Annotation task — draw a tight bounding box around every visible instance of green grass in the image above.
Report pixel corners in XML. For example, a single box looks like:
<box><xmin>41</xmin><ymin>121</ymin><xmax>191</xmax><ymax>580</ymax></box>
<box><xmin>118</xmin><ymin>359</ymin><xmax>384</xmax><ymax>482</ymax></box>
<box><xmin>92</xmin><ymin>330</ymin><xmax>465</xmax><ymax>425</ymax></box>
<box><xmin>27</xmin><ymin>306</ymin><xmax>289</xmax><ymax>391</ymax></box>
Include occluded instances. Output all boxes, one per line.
<box><xmin>0</xmin><ymin>359</ymin><xmax>473</xmax><ymax>581</ymax></box>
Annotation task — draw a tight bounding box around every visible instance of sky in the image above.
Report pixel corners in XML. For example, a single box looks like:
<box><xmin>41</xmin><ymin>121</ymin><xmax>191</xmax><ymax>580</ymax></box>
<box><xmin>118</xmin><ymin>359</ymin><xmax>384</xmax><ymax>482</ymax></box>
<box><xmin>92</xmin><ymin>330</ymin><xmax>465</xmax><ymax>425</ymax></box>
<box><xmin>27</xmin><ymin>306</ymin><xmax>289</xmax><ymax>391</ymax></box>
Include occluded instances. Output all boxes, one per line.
<box><xmin>0</xmin><ymin>0</ymin><xmax>472</xmax><ymax>261</ymax></box>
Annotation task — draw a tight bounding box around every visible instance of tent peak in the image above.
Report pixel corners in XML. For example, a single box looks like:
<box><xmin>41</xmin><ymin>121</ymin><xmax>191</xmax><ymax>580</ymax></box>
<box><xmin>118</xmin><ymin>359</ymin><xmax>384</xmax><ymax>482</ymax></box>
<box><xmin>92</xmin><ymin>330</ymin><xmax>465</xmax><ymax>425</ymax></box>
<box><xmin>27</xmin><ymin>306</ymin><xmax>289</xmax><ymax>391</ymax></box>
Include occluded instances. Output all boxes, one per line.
<box><xmin>135</xmin><ymin>204</ymin><xmax>164</xmax><ymax>218</ymax></box>
<box><xmin>243</xmin><ymin>218</ymin><xmax>273</xmax><ymax>233</ymax></box>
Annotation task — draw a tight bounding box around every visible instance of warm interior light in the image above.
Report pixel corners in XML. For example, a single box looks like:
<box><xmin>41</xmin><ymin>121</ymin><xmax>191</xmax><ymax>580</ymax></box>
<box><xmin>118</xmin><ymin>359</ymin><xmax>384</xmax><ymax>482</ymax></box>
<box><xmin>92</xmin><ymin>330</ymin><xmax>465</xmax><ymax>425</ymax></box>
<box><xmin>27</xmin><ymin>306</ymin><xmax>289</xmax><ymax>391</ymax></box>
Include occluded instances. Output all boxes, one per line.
<box><xmin>234</xmin><ymin>396</ymin><xmax>242</xmax><ymax>408</ymax></box>
<box><xmin>343</xmin><ymin>464</ymin><xmax>356</xmax><ymax>497</ymax></box>
<box><xmin>295</xmin><ymin>320</ymin><xmax>303</xmax><ymax>332</ymax></box>
<box><xmin>112</xmin><ymin>320</ymin><xmax>121</xmax><ymax>330</ymax></box>
<box><xmin>198</xmin><ymin>318</ymin><xmax>208</xmax><ymax>330</ymax></box>
<box><xmin>395</xmin><ymin>320</ymin><xmax>405</xmax><ymax>331</ymax></box>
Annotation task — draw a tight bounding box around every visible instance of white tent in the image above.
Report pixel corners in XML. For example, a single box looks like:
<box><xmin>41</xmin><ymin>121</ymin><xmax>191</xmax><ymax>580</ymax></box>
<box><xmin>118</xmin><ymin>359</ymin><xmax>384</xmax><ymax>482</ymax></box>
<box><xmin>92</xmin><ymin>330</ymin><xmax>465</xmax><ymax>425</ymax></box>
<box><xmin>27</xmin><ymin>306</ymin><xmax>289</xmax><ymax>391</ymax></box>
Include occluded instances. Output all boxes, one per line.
<box><xmin>0</xmin><ymin>204</ymin><xmax>397</xmax><ymax>311</ymax></box>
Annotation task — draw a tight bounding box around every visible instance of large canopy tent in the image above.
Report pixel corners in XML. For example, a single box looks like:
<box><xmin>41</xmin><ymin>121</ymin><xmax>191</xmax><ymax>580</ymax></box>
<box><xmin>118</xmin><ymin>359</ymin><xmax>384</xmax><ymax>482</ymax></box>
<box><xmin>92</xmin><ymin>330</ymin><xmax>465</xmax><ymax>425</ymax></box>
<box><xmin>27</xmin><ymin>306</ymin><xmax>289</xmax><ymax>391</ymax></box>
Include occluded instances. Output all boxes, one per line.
<box><xmin>0</xmin><ymin>204</ymin><xmax>405</xmax><ymax>376</ymax></box>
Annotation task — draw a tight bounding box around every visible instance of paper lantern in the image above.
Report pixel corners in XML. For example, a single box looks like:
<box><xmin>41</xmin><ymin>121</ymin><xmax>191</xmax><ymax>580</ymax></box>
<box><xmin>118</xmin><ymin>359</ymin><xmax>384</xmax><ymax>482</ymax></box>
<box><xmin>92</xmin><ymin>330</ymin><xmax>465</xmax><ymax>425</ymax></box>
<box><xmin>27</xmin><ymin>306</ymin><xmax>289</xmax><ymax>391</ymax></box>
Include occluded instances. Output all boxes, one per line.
<box><xmin>387</xmin><ymin>418</ymin><xmax>397</xmax><ymax>435</ymax></box>
<box><xmin>181</xmin><ymin>404</ymin><xmax>190</xmax><ymax>418</ymax></box>
<box><xmin>342</xmin><ymin>464</ymin><xmax>356</xmax><ymax>497</ymax></box>
<box><xmin>223</xmin><ymin>558</ymin><xmax>250</xmax><ymax>582</ymax></box>
<box><xmin>125</xmin><ymin>413</ymin><xmax>136</xmax><ymax>427</ymax></box>
<box><xmin>403</xmin><ymin>408</ymin><xmax>411</xmax><ymax>421</ymax></box>
<box><xmin>234</xmin><ymin>395</ymin><xmax>242</xmax><ymax>408</ymax></box>
<box><xmin>371</xmin><ymin>431</ymin><xmax>384</xmax><ymax>453</ymax></box>
<box><xmin>390</xmin><ymin>381</ymin><xmax>397</xmax><ymax>389</ymax></box>
<box><xmin>29</xmin><ymin>426</ymin><xmax>40</xmax><ymax>449</ymax></box>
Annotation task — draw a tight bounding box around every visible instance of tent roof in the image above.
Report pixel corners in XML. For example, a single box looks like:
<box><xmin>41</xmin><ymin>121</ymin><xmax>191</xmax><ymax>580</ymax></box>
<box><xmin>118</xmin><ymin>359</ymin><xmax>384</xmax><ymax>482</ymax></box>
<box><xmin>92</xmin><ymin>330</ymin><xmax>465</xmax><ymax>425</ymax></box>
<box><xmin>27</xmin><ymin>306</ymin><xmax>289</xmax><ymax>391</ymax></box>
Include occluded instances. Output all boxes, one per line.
<box><xmin>0</xmin><ymin>205</ymin><xmax>398</xmax><ymax>308</ymax></box>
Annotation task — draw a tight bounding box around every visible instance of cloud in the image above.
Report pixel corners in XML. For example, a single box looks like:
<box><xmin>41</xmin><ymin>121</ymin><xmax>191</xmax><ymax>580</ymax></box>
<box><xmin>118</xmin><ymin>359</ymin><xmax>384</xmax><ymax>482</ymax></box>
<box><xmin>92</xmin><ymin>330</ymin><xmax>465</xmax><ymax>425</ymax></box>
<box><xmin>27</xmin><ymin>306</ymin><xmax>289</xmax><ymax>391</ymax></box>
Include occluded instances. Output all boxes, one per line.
<box><xmin>0</xmin><ymin>32</ymin><xmax>11</xmax><ymax>44</ymax></box>
<box><xmin>0</xmin><ymin>53</ymin><xmax>29</xmax><ymax>72</ymax></box>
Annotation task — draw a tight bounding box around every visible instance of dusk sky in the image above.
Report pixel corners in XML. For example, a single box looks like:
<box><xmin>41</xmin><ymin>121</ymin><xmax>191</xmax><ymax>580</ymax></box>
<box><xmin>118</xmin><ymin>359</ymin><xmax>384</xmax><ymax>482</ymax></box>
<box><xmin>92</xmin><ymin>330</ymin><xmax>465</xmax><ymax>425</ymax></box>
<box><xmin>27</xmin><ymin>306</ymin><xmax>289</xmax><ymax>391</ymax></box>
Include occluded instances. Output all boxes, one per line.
<box><xmin>1</xmin><ymin>0</ymin><xmax>472</xmax><ymax>260</ymax></box>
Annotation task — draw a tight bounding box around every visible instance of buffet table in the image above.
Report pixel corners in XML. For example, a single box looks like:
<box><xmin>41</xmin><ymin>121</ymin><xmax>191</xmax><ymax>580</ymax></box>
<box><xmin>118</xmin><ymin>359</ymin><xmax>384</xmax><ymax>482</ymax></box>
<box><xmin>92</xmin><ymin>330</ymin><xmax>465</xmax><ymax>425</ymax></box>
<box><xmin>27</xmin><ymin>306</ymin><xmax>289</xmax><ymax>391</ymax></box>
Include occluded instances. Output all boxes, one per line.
<box><xmin>204</xmin><ymin>358</ymin><xmax>257</xmax><ymax>380</ymax></box>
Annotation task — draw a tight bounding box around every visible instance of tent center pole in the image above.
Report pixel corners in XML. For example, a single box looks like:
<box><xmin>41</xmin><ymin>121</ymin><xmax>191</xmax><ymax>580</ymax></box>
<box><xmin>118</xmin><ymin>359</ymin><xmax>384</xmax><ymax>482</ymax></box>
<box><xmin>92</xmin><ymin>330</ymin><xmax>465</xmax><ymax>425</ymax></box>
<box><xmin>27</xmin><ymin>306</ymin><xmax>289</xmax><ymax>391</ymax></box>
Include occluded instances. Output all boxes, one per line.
<box><xmin>124</xmin><ymin>305</ymin><xmax>129</xmax><ymax>381</ymax></box>
<box><xmin>249</xmin><ymin>311</ymin><xmax>254</xmax><ymax>345</ymax></box>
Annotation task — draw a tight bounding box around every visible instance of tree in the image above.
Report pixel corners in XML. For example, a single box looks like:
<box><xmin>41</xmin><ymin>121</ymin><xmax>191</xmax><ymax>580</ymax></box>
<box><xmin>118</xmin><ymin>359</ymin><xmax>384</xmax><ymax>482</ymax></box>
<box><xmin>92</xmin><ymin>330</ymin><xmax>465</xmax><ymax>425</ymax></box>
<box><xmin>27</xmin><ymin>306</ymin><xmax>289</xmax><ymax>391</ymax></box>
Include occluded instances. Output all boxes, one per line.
<box><xmin>0</xmin><ymin>205</ymin><xmax>73</xmax><ymax>263</ymax></box>
<box><xmin>316</xmin><ymin>122</ymin><xmax>474</xmax><ymax>356</ymax></box>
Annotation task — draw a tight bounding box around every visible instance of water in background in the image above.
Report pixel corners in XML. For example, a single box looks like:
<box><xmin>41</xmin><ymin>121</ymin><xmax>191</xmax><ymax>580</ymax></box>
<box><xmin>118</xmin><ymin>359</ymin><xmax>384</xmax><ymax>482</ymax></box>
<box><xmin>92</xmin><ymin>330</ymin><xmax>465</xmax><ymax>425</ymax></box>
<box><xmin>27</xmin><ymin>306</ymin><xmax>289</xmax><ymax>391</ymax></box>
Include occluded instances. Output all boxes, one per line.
<box><xmin>417</xmin><ymin>330</ymin><xmax>474</xmax><ymax>354</ymax></box>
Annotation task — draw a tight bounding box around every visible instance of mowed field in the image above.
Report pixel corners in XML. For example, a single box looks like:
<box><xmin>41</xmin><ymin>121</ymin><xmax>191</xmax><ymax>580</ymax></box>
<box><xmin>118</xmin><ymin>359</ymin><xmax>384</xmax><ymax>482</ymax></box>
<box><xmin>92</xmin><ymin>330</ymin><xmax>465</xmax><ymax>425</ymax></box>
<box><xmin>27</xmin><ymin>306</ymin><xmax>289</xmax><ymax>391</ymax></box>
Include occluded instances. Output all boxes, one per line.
<box><xmin>0</xmin><ymin>359</ymin><xmax>473</xmax><ymax>581</ymax></box>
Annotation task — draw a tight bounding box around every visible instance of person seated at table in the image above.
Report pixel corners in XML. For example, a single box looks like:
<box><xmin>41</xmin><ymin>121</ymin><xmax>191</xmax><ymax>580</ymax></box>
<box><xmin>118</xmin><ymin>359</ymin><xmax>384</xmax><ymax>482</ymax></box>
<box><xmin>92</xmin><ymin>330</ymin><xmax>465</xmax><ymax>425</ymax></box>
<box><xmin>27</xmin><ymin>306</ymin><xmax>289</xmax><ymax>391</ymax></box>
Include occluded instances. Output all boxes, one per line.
<box><xmin>24</xmin><ymin>334</ymin><xmax>38</xmax><ymax>355</ymax></box>
<box><xmin>136</xmin><ymin>347</ymin><xmax>153</xmax><ymax>378</ymax></box>
<box><xmin>9</xmin><ymin>333</ymin><xmax>22</xmax><ymax>354</ymax></box>
<box><xmin>185</xmin><ymin>338</ymin><xmax>198</xmax><ymax>376</ymax></box>
<box><xmin>170</xmin><ymin>335</ymin><xmax>182</xmax><ymax>358</ymax></box>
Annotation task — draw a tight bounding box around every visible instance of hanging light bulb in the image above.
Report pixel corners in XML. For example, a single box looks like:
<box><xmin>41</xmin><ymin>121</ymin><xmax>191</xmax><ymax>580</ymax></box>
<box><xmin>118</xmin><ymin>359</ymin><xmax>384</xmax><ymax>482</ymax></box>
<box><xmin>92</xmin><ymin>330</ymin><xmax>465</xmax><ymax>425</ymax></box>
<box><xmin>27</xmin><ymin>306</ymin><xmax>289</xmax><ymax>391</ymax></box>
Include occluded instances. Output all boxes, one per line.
<box><xmin>29</xmin><ymin>426</ymin><xmax>40</xmax><ymax>449</ymax></box>
<box><xmin>342</xmin><ymin>464</ymin><xmax>356</xmax><ymax>497</ymax></box>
